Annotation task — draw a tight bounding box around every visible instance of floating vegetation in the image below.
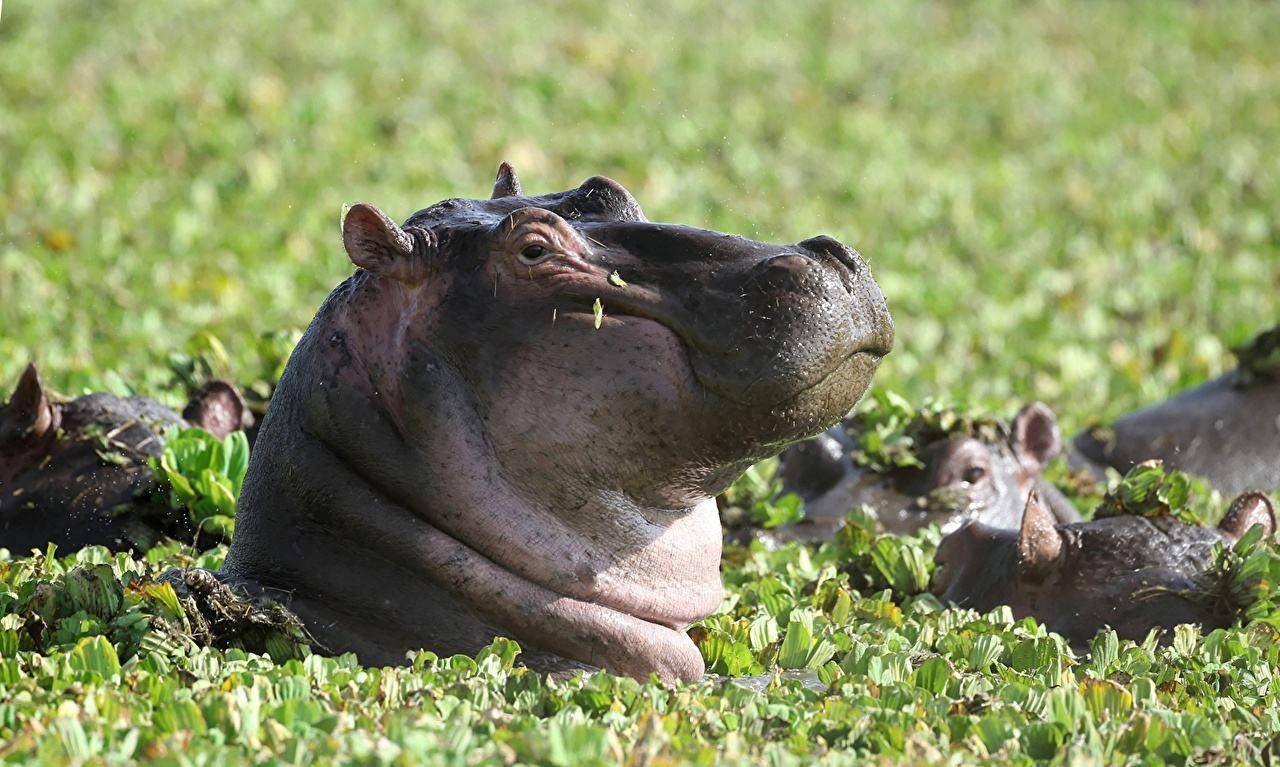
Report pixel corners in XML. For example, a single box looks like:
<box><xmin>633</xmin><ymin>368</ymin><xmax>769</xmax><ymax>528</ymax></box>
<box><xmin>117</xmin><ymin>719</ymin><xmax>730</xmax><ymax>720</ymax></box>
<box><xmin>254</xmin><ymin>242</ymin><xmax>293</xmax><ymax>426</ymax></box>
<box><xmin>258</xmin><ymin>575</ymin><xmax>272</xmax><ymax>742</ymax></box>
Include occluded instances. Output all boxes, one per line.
<box><xmin>1092</xmin><ymin>460</ymin><xmax>1221</xmax><ymax>527</ymax></box>
<box><xmin>845</xmin><ymin>390</ymin><xmax>1005</xmax><ymax>473</ymax></box>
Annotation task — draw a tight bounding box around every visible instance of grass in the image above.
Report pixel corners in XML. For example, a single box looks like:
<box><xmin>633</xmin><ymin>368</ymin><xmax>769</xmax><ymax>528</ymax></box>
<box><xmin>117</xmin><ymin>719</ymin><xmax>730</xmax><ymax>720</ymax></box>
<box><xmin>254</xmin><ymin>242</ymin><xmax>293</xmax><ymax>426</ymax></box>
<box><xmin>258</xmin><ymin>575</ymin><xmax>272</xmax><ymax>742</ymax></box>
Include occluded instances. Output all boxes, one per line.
<box><xmin>3</xmin><ymin>0</ymin><xmax>1280</xmax><ymax>763</ymax></box>
<box><xmin>4</xmin><ymin>0</ymin><xmax>1278</xmax><ymax>426</ymax></box>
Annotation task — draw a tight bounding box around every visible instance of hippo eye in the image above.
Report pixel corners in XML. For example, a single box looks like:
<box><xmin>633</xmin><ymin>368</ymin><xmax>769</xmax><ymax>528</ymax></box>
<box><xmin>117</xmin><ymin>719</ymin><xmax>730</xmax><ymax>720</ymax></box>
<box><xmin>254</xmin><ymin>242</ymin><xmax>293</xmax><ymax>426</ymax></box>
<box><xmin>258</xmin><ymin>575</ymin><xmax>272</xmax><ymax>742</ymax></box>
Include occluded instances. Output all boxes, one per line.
<box><xmin>517</xmin><ymin>244</ymin><xmax>553</xmax><ymax>265</ymax></box>
<box><xmin>962</xmin><ymin>466</ymin><xmax>986</xmax><ymax>484</ymax></box>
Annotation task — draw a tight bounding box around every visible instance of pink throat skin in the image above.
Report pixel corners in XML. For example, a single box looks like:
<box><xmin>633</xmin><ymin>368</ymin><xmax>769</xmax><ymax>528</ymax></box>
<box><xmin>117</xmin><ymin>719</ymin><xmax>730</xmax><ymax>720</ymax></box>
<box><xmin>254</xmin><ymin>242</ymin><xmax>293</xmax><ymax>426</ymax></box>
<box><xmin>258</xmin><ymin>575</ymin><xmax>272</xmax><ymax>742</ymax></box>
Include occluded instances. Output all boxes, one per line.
<box><xmin>222</xmin><ymin>275</ymin><xmax>726</xmax><ymax>683</ymax></box>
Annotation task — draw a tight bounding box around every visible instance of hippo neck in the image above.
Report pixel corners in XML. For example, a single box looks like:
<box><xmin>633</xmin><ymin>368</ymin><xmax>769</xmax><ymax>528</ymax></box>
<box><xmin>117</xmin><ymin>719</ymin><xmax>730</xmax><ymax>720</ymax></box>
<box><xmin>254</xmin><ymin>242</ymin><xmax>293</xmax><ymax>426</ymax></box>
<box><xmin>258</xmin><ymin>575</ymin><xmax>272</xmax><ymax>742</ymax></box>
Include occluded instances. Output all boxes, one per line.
<box><xmin>226</xmin><ymin>274</ymin><xmax>722</xmax><ymax>681</ymax></box>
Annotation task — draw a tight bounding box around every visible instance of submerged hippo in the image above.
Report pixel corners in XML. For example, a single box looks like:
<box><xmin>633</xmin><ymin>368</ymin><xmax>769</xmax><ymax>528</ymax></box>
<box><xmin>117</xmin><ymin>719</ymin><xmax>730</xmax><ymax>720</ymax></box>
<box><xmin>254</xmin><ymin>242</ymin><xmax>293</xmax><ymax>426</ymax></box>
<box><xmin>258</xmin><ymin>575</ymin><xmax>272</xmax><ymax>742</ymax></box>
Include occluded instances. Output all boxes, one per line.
<box><xmin>932</xmin><ymin>490</ymin><xmax>1276</xmax><ymax>643</ymax></box>
<box><xmin>1072</xmin><ymin>326</ymin><xmax>1280</xmax><ymax>495</ymax></box>
<box><xmin>0</xmin><ymin>364</ymin><xmax>249</xmax><ymax>553</ymax></box>
<box><xmin>220</xmin><ymin>163</ymin><xmax>893</xmax><ymax>682</ymax></box>
<box><xmin>770</xmin><ymin>402</ymin><xmax>1080</xmax><ymax>540</ymax></box>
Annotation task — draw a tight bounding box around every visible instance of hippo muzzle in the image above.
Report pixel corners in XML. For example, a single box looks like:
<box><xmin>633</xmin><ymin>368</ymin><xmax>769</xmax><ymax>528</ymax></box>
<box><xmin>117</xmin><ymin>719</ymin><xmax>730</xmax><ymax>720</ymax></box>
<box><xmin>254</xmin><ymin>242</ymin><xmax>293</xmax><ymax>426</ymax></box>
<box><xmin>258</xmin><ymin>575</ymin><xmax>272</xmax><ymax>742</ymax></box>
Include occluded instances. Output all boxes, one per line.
<box><xmin>557</xmin><ymin>222</ymin><xmax>893</xmax><ymax>425</ymax></box>
<box><xmin>221</xmin><ymin>164</ymin><xmax>892</xmax><ymax>682</ymax></box>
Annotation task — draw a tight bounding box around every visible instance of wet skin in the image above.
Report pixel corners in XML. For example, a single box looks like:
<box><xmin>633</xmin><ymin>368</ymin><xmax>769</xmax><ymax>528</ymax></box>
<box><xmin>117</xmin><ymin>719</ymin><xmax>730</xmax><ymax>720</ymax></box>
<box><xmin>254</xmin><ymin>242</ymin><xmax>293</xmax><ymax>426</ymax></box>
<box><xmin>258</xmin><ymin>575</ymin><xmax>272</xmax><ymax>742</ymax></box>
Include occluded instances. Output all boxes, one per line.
<box><xmin>0</xmin><ymin>364</ymin><xmax>249</xmax><ymax>553</ymax></box>
<box><xmin>1073</xmin><ymin>370</ymin><xmax>1280</xmax><ymax>496</ymax></box>
<box><xmin>764</xmin><ymin>403</ymin><xmax>1080</xmax><ymax>543</ymax></box>
<box><xmin>219</xmin><ymin>164</ymin><xmax>894</xmax><ymax>683</ymax></box>
<box><xmin>932</xmin><ymin>490</ymin><xmax>1276</xmax><ymax>644</ymax></box>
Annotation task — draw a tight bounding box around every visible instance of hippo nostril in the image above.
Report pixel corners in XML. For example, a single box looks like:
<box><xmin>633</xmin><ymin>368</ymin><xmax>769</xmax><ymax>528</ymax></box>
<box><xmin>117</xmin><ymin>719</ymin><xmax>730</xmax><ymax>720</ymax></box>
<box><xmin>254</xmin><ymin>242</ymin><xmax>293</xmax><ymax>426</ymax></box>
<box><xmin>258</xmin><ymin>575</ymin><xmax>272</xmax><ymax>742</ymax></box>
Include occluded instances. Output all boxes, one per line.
<box><xmin>798</xmin><ymin>235</ymin><xmax>864</xmax><ymax>279</ymax></box>
<box><xmin>763</xmin><ymin>253</ymin><xmax>813</xmax><ymax>274</ymax></box>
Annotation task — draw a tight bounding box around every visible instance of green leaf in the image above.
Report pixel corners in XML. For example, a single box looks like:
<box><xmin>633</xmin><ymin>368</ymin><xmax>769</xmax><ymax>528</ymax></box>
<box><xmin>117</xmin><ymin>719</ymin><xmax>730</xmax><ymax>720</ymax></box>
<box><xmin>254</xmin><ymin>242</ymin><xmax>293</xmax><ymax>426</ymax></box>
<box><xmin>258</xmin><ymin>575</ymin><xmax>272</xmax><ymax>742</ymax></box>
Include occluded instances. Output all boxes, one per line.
<box><xmin>747</xmin><ymin>612</ymin><xmax>779</xmax><ymax>651</ymax></box>
<box><xmin>1080</xmin><ymin>677</ymin><xmax>1133</xmax><ymax>720</ymax></box>
<box><xmin>914</xmin><ymin>656</ymin><xmax>950</xmax><ymax>695</ymax></box>
<box><xmin>68</xmin><ymin>635</ymin><xmax>121</xmax><ymax>679</ymax></box>
<box><xmin>966</xmin><ymin>634</ymin><xmax>1003</xmax><ymax>671</ymax></box>
<box><xmin>777</xmin><ymin>617</ymin><xmax>814</xmax><ymax>669</ymax></box>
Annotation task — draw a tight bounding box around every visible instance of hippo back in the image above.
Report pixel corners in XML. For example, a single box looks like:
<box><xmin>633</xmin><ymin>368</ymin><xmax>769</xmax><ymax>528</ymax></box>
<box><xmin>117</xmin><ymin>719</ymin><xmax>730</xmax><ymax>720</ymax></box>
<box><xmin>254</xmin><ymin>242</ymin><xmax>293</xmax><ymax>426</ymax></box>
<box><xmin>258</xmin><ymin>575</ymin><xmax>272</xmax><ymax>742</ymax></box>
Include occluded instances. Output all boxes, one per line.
<box><xmin>0</xmin><ymin>392</ymin><xmax>185</xmax><ymax>552</ymax></box>
<box><xmin>1073</xmin><ymin>372</ymin><xmax>1280</xmax><ymax>495</ymax></box>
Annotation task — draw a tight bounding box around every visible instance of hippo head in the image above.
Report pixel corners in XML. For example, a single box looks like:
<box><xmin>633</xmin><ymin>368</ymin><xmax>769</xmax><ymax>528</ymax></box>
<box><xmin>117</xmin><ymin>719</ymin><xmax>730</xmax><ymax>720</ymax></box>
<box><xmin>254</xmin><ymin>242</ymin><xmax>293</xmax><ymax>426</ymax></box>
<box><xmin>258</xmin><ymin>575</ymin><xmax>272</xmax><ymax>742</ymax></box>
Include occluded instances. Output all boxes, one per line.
<box><xmin>362</xmin><ymin>165</ymin><xmax>893</xmax><ymax>493</ymax></box>
<box><xmin>222</xmin><ymin>164</ymin><xmax>893</xmax><ymax>682</ymax></box>
<box><xmin>779</xmin><ymin>403</ymin><xmax>1066</xmax><ymax>536</ymax></box>
<box><xmin>931</xmin><ymin>491</ymin><xmax>1276</xmax><ymax>643</ymax></box>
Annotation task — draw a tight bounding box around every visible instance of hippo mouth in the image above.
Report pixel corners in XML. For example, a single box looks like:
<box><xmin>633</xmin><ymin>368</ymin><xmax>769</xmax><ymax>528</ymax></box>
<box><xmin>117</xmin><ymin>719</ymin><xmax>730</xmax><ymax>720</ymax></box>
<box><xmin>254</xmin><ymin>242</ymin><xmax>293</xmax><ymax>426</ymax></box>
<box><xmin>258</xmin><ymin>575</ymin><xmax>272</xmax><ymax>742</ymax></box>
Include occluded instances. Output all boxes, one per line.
<box><xmin>557</xmin><ymin>292</ymin><xmax>890</xmax><ymax>407</ymax></box>
<box><xmin>557</xmin><ymin>291</ymin><xmax>737</xmax><ymax>360</ymax></box>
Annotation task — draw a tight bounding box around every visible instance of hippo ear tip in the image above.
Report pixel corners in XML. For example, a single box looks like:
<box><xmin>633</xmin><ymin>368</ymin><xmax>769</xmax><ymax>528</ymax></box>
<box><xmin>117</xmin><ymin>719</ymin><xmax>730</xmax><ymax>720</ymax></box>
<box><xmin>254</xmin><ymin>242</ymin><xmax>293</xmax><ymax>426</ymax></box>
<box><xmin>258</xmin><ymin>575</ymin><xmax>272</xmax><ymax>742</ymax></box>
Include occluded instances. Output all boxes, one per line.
<box><xmin>3</xmin><ymin>361</ymin><xmax>56</xmax><ymax>442</ymax></box>
<box><xmin>183</xmin><ymin>379</ymin><xmax>250</xmax><ymax>440</ymax></box>
<box><xmin>11</xmin><ymin>363</ymin><xmax>46</xmax><ymax>405</ymax></box>
<box><xmin>1221</xmin><ymin>491</ymin><xmax>1277</xmax><ymax>539</ymax></box>
<box><xmin>342</xmin><ymin>201</ymin><xmax>385</xmax><ymax>224</ymax></box>
<box><xmin>492</xmin><ymin>162</ymin><xmax>522</xmax><ymax>198</ymax></box>
<box><xmin>342</xmin><ymin>203</ymin><xmax>424</xmax><ymax>281</ymax></box>
<box><xmin>1018</xmin><ymin>490</ymin><xmax>1063</xmax><ymax>582</ymax></box>
<box><xmin>1013</xmin><ymin>402</ymin><xmax>1062</xmax><ymax>472</ymax></box>
<box><xmin>576</xmin><ymin>175</ymin><xmax>647</xmax><ymax>222</ymax></box>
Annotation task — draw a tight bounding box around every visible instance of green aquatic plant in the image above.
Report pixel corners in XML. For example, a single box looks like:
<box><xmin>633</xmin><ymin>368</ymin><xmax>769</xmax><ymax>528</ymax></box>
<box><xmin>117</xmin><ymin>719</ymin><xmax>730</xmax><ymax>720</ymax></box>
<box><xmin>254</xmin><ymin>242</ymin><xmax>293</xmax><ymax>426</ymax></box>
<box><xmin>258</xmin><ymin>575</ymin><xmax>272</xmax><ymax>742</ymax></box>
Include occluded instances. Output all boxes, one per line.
<box><xmin>148</xmin><ymin>428</ymin><xmax>250</xmax><ymax>541</ymax></box>
<box><xmin>1092</xmin><ymin>460</ymin><xmax>1221</xmax><ymax>527</ymax></box>
<box><xmin>848</xmin><ymin>390</ymin><xmax>1005</xmax><ymax>474</ymax></box>
<box><xmin>719</xmin><ymin>458</ymin><xmax>806</xmax><ymax>529</ymax></box>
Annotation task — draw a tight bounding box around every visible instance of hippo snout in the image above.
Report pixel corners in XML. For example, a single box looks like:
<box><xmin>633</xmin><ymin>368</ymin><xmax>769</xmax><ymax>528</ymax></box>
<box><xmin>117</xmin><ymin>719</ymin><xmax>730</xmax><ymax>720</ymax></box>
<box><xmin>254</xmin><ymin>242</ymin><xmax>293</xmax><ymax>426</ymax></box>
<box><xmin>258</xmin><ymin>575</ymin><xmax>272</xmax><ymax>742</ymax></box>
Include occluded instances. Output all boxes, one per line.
<box><xmin>798</xmin><ymin>235</ymin><xmax>866</xmax><ymax>282</ymax></box>
<box><xmin>756</xmin><ymin>236</ymin><xmax>864</xmax><ymax>291</ymax></box>
<box><xmin>786</xmin><ymin>236</ymin><xmax>893</xmax><ymax>357</ymax></box>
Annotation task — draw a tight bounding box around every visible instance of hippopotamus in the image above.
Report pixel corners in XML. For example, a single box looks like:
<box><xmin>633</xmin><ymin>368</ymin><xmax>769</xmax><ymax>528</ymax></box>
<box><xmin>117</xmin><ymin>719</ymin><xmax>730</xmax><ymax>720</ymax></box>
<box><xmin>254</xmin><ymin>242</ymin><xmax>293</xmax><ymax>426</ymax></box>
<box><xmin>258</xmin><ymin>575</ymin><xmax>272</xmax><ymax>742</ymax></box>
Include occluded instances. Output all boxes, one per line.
<box><xmin>219</xmin><ymin>162</ymin><xmax>893</xmax><ymax>683</ymax></box>
<box><xmin>0</xmin><ymin>364</ymin><xmax>249</xmax><ymax>553</ymax></box>
<box><xmin>767</xmin><ymin>402</ymin><xmax>1080</xmax><ymax>541</ymax></box>
<box><xmin>1072</xmin><ymin>326</ymin><xmax>1280</xmax><ymax>495</ymax></box>
<box><xmin>931</xmin><ymin>490</ymin><xmax>1276</xmax><ymax>643</ymax></box>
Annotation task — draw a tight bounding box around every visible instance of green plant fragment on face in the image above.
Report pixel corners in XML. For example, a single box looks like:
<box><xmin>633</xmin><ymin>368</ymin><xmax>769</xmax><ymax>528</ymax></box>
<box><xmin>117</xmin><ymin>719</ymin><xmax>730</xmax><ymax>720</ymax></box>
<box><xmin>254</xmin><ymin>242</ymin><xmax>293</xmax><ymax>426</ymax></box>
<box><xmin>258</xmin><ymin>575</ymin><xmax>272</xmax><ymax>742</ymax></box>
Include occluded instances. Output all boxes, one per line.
<box><xmin>593</xmin><ymin>298</ymin><xmax>604</xmax><ymax>329</ymax></box>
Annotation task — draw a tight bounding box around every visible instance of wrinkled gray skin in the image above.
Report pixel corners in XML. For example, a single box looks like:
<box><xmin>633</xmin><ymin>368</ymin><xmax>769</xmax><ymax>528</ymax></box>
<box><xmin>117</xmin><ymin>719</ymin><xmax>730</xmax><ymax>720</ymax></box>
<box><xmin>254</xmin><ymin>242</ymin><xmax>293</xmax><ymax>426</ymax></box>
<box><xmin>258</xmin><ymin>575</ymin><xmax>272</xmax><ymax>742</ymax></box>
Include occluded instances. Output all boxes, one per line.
<box><xmin>932</xmin><ymin>491</ymin><xmax>1276</xmax><ymax>644</ymax></box>
<box><xmin>1072</xmin><ymin>371</ymin><xmax>1280</xmax><ymax>496</ymax></box>
<box><xmin>766</xmin><ymin>403</ymin><xmax>1080</xmax><ymax>543</ymax></box>
<box><xmin>0</xmin><ymin>364</ymin><xmax>249</xmax><ymax>553</ymax></box>
<box><xmin>220</xmin><ymin>163</ymin><xmax>894</xmax><ymax>683</ymax></box>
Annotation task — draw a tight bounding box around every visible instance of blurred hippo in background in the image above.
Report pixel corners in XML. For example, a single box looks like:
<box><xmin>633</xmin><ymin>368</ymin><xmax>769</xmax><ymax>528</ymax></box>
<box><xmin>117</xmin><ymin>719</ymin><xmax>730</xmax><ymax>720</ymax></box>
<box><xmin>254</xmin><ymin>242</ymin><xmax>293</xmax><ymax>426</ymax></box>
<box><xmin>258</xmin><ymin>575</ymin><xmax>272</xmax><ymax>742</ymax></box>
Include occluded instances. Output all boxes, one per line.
<box><xmin>767</xmin><ymin>402</ymin><xmax>1080</xmax><ymax>542</ymax></box>
<box><xmin>1072</xmin><ymin>326</ymin><xmax>1280</xmax><ymax>495</ymax></box>
<box><xmin>932</xmin><ymin>490</ymin><xmax>1276</xmax><ymax>643</ymax></box>
<box><xmin>219</xmin><ymin>163</ymin><xmax>894</xmax><ymax>683</ymax></box>
<box><xmin>0</xmin><ymin>364</ymin><xmax>249</xmax><ymax>554</ymax></box>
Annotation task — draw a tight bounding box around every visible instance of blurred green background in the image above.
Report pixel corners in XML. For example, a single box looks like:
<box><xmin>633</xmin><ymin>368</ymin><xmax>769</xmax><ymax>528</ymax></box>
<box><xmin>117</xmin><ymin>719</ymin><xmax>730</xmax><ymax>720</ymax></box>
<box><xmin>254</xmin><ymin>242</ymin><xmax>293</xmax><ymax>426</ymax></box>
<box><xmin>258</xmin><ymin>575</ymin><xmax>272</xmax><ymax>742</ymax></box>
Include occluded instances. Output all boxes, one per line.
<box><xmin>2</xmin><ymin>0</ymin><xmax>1277</xmax><ymax>431</ymax></box>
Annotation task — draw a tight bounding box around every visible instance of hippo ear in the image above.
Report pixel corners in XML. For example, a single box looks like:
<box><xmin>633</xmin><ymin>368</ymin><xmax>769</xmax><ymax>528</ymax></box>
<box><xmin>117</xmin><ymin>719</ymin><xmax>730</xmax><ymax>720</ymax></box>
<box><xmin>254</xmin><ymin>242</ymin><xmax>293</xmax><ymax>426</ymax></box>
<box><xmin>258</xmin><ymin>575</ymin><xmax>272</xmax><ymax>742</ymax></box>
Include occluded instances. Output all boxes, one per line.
<box><xmin>1011</xmin><ymin>402</ymin><xmax>1061</xmax><ymax>475</ymax></box>
<box><xmin>182</xmin><ymin>380</ymin><xmax>251</xmax><ymax>440</ymax></box>
<box><xmin>1017</xmin><ymin>490</ymin><xmax>1064</xmax><ymax>583</ymax></box>
<box><xmin>0</xmin><ymin>363</ymin><xmax>57</xmax><ymax>445</ymax></box>
<box><xmin>491</xmin><ymin>161</ymin><xmax>522</xmax><ymax>198</ymax></box>
<box><xmin>342</xmin><ymin>203</ymin><xmax>432</xmax><ymax>284</ymax></box>
<box><xmin>1218</xmin><ymin>492</ymin><xmax>1277</xmax><ymax>541</ymax></box>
